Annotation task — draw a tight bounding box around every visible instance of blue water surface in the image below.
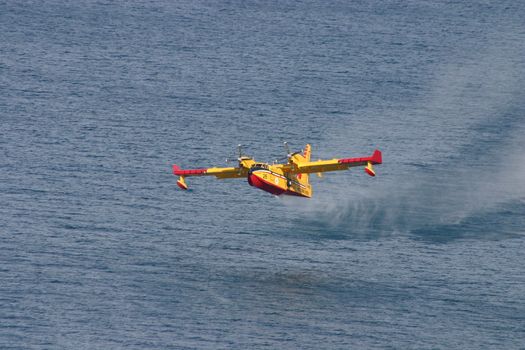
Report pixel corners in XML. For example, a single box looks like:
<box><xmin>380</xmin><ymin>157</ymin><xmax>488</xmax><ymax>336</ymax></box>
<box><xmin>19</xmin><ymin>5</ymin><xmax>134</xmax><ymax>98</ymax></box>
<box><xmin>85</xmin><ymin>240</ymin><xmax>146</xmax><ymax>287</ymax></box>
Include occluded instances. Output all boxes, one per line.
<box><xmin>1</xmin><ymin>1</ymin><xmax>524</xmax><ymax>349</ymax></box>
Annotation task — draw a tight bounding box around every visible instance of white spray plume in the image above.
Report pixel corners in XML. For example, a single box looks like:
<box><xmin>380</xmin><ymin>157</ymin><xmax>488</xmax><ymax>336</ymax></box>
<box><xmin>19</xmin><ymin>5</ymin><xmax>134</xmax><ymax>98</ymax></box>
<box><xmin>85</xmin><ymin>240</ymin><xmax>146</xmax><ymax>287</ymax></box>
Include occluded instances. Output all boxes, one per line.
<box><xmin>286</xmin><ymin>29</ymin><xmax>525</xmax><ymax>236</ymax></box>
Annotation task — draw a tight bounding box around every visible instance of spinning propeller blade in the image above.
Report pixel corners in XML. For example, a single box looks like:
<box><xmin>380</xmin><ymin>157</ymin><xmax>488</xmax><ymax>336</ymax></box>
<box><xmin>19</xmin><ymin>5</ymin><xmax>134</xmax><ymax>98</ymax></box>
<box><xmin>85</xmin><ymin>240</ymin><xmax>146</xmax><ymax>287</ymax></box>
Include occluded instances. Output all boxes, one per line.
<box><xmin>281</xmin><ymin>142</ymin><xmax>302</xmax><ymax>162</ymax></box>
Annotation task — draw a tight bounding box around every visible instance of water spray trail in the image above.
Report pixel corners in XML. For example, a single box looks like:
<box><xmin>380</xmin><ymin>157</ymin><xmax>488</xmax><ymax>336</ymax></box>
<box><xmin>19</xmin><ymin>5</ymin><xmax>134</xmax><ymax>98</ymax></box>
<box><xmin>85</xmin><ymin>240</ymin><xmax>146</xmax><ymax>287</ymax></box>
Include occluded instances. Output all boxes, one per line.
<box><xmin>289</xmin><ymin>31</ymin><xmax>525</xmax><ymax>237</ymax></box>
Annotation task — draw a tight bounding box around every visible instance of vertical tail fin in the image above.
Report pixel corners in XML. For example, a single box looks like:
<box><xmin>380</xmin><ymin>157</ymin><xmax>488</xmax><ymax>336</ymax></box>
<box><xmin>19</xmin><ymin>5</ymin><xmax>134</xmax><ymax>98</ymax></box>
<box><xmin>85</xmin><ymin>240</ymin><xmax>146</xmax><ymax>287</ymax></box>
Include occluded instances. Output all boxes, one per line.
<box><xmin>303</xmin><ymin>144</ymin><xmax>311</xmax><ymax>162</ymax></box>
<box><xmin>296</xmin><ymin>144</ymin><xmax>311</xmax><ymax>186</ymax></box>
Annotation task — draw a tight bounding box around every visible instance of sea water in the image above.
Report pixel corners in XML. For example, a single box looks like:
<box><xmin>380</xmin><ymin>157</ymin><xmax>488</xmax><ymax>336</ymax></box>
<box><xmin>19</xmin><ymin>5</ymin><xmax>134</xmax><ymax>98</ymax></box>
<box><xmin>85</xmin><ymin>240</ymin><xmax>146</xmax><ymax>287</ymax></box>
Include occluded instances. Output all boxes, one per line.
<box><xmin>1</xmin><ymin>1</ymin><xmax>524</xmax><ymax>348</ymax></box>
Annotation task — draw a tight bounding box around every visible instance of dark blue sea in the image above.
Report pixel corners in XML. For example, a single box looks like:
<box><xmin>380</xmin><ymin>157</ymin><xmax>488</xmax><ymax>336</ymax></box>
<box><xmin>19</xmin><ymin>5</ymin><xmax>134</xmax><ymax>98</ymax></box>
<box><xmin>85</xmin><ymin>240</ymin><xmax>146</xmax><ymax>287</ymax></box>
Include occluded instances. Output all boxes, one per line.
<box><xmin>1</xmin><ymin>1</ymin><xmax>524</xmax><ymax>348</ymax></box>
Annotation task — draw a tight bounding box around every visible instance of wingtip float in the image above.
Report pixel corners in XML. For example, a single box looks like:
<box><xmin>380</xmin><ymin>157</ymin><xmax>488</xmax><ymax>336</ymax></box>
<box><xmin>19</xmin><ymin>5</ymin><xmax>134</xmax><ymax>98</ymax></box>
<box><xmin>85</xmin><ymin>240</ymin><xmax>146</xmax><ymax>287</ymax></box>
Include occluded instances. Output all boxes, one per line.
<box><xmin>172</xmin><ymin>143</ymin><xmax>382</xmax><ymax>198</ymax></box>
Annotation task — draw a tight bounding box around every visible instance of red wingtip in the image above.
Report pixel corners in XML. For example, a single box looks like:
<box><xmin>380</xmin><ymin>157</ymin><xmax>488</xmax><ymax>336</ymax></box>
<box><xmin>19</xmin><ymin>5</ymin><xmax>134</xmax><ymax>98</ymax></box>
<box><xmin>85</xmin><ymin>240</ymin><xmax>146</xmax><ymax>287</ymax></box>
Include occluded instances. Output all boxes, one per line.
<box><xmin>371</xmin><ymin>150</ymin><xmax>382</xmax><ymax>164</ymax></box>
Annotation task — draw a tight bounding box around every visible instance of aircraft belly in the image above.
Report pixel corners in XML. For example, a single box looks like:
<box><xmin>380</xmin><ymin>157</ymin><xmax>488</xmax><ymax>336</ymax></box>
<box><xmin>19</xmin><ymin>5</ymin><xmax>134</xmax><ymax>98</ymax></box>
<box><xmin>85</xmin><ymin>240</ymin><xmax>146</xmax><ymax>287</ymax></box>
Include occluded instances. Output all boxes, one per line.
<box><xmin>248</xmin><ymin>170</ymin><xmax>310</xmax><ymax>198</ymax></box>
<box><xmin>248</xmin><ymin>171</ymin><xmax>286</xmax><ymax>195</ymax></box>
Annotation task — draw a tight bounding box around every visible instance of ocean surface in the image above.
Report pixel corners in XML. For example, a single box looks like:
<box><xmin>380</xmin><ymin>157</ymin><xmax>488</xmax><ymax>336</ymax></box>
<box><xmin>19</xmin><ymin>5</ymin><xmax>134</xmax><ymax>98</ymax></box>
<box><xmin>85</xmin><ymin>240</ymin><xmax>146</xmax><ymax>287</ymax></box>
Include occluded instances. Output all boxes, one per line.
<box><xmin>1</xmin><ymin>1</ymin><xmax>525</xmax><ymax>348</ymax></box>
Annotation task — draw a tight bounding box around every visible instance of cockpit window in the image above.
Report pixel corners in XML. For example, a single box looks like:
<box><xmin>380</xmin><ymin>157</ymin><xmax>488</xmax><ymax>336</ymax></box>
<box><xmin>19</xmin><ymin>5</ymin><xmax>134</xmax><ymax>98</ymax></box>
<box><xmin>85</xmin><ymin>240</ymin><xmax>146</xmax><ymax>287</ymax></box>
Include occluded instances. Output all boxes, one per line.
<box><xmin>252</xmin><ymin>164</ymin><xmax>269</xmax><ymax>170</ymax></box>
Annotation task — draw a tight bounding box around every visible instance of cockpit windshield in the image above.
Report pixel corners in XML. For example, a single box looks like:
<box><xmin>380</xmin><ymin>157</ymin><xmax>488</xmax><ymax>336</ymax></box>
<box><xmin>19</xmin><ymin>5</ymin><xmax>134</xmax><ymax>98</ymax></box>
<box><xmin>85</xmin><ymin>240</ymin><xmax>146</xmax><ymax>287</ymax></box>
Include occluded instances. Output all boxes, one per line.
<box><xmin>252</xmin><ymin>163</ymin><xmax>269</xmax><ymax>170</ymax></box>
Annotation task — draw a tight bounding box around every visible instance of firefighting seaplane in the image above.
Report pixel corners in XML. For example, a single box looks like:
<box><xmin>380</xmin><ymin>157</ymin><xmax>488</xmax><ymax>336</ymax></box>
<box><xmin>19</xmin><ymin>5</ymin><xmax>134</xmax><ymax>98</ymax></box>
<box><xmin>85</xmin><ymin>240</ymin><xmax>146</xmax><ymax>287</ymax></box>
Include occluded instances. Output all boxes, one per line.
<box><xmin>172</xmin><ymin>143</ymin><xmax>382</xmax><ymax>198</ymax></box>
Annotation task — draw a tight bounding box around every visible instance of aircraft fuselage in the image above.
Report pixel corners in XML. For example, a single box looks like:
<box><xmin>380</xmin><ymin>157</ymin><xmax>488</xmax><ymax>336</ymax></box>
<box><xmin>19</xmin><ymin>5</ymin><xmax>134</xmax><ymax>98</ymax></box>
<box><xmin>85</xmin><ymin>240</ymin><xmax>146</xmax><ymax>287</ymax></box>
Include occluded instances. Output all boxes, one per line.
<box><xmin>247</xmin><ymin>164</ymin><xmax>312</xmax><ymax>198</ymax></box>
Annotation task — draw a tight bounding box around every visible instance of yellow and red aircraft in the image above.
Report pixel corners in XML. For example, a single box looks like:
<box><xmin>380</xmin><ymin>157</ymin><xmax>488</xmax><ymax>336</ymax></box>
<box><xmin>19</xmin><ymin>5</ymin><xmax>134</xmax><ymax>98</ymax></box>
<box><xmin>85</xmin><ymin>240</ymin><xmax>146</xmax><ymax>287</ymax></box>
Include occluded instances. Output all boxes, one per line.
<box><xmin>172</xmin><ymin>143</ymin><xmax>382</xmax><ymax>198</ymax></box>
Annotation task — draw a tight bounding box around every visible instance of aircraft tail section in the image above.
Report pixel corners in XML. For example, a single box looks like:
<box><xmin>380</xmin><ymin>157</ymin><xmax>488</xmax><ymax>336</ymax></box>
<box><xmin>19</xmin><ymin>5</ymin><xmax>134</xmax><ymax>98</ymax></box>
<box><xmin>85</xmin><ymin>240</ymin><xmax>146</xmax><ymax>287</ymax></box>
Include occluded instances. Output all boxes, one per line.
<box><xmin>296</xmin><ymin>171</ymin><xmax>309</xmax><ymax>186</ymax></box>
<box><xmin>296</xmin><ymin>144</ymin><xmax>311</xmax><ymax>186</ymax></box>
<box><xmin>303</xmin><ymin>144</ymin><xmax>311</xmax><ymax>162</ymax></box>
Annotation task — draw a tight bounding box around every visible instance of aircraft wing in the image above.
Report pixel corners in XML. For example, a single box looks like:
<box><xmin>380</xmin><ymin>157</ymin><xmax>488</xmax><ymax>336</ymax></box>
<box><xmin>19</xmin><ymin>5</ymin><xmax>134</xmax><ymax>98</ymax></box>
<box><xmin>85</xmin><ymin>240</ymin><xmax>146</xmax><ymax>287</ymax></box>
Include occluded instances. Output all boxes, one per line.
<box><xmin>173</xmin><ymin>164</ymin><xmax>247</xmax><ymax>190</ymax></box>
<box><xmin>172</xmin><ymin>164</ymin><xmax>247</xmax><ymax>179</ymax></box>
<box><xmin>295</xmin><ymin>149</ymin><xmax>382</xmax><ymax>176</ymax></box>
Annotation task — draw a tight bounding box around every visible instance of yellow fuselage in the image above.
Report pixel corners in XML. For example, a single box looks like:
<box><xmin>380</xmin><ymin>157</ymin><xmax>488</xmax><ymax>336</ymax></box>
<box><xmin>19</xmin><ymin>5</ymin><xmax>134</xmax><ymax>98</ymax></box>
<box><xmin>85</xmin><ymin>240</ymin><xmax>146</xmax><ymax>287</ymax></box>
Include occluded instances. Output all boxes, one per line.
<box><xmin>243</xmin><ymin>157</ymin><xmax>312</xmax><ymax>198</ymax></box>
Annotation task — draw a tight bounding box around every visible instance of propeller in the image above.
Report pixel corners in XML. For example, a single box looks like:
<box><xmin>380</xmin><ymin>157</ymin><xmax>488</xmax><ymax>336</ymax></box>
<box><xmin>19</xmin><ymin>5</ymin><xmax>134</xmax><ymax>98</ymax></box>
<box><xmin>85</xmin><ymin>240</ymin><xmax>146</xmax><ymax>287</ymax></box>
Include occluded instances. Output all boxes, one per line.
<box><xmin>284</xmin><ymin>141</ymin><xmax>291</xmax><ymax>156</ymax></box>
<box><xmin>225</xmin><ymin>144</ymin><xmax>249</xmax><ymax>163</ymax></box>
<box><xmin>278</xmin><ymin>142</ymin><xmax>302</xmax><ymax>162</ymax></box>
<box><xmin>237</xmin><ymin>144</ymin><xmax>243</xmax><ymax>158</ymax></box>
